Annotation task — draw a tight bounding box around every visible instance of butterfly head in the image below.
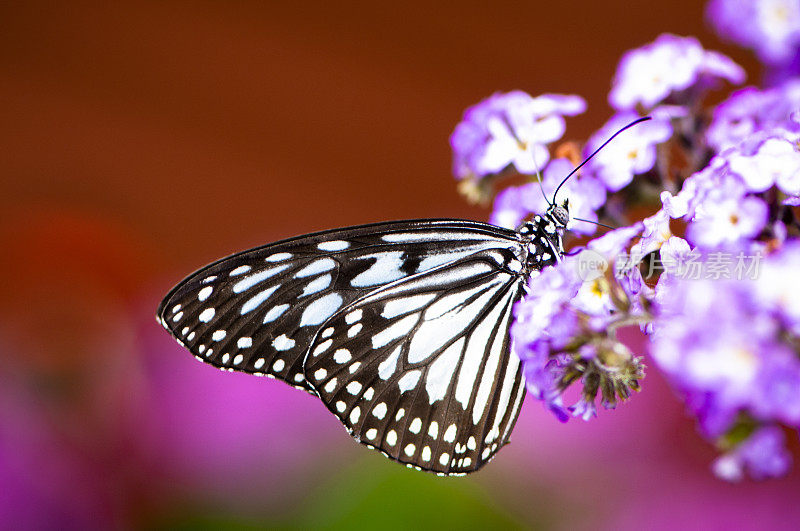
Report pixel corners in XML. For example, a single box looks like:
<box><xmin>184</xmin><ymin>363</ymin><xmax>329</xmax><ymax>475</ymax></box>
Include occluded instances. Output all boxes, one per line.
<box><xmin>546</xmin><ymin>199</ymin><xmax>570</xmax><ymax>230</ymax></box>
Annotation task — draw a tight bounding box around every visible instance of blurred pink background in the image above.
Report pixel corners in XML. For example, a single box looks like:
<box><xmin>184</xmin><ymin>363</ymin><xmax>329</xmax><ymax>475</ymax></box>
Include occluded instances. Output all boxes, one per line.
<box><xmin>2</xmin><ymin>2</ymin><xmax>798</xmax><ymax>529</ymax></box>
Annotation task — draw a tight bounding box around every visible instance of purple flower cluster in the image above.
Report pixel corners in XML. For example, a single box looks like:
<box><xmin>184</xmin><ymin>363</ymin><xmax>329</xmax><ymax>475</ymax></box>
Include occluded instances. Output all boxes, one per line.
<box><xmin>706</xmin><ymin>80</ymin><xmax>800</xmax><ymax>151</ymax></box>
<box><xmin>512</xmin><ymin>226</ymin><xmax>646</xmax><ymax>422</ymax></box>
<box><xmin>652</xmin><ymin>242</ymin><xmax>800</xmax><ymax>479</ymax></box>
<box><xmin>450</xmin><ymin>91</ymin><xmax>585</xmax><ymax>183</ymax></box>
<box><xmin>609</xmin><ymin>34</ymin><xmax>744</xmax><ymax>111</ymax></box>
<box><xmin>662</xmin><ymin>127</ymin><xmax>800</xmax><ymax>248</ymax></box>
<box><xmin>707</xmin><ymin>0</ymin><xmax>800</xmax><ymax>66</ymax></box>
<box><xmin>451</xmin><ymin>5</ymin><xmax>800</xmax><ymax>482</ymax></box>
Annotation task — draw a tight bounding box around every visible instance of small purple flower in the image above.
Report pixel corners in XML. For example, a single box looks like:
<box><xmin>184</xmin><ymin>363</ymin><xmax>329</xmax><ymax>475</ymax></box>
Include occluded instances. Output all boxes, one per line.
<box><xmin>662</xmin><ymin>155</ymin><xmax>769</xmax><ymax>248</ymax></box>
<box><xmin>727</xmin><ymin>136</ymin><xmax>800</xmax><ymax>195</ymax></box>
<box><xmin>686</xmin><ymin>193</ymin><xmax>768</xmax><ymax>248</ymax></box>
<box><xmin>631</xmin><ymin>209</ymin><xmax>672</xmax><ymax>258</ymax></box>
<box><xmin>755</xmin><ymin>241</ymin><xmax>800</xmax><ymax>334</ymax></box>
<box><xmin>706</xmin><ymin>80</ymin><xmax>800</xmax><ymax>151</ymax></box>
<box><xmin>583</xmin><ymin>112</ymin><xmax>672</xmax><ymax>192</ymax></box>
<box><xmin>658</xmin><ymin>236</ymin><xmax>700</xmax><ymax>277</ymax></box>
<box><xmin>707</xmin><ymin>0</ymin><xmax>800</xmax><ymax>66</ymax></box>
<box><xmin>587</xmin><ymin>221</ymin><xmax>644</xmax><ymax>257</ymax></box>
<box><xmin>712</xmin><ymin>427</ymin><xmax>792</xmax><ymax>482</ymax></box>
<box><xmin>450</xmin><ymin>91</ymin><xmax>586</xmax><ymax>181</ymax></box>
<box><xmin>609</xmin><ymin>34</ymin><xmax>744</xmax><ymax>110</ymax></box>
<box><xmin>490</xmin><ymin>158</ymin><xmax>606</xmax><ymax>234</ymax></box>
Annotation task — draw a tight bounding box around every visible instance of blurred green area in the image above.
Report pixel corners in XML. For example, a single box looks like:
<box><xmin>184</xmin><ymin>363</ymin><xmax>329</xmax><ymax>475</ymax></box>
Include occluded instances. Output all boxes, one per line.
<box><xmin>151</xmin><ymin>459</ymin><xmax>550</xmax><ymax>530</ymax></box>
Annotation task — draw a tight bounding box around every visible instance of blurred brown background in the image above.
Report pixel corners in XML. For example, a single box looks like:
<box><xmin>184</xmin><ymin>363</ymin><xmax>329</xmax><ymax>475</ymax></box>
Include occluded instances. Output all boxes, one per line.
<box><xmin>3</xmin><ymin>2</ymin><xmax>790</xmax><ymax>530</ymax></box>
<box><xmin>2</xmin><ymin>1</ymin><xmax>755</xmax><ymax>269</ymax></box>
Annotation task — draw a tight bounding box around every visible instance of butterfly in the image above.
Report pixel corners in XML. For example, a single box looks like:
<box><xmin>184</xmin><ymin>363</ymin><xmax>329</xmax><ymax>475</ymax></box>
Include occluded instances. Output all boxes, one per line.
<box><xmin>156</xmin><ymin>117</ymin><xmax>648</xmax><ymax>476</ymax></box>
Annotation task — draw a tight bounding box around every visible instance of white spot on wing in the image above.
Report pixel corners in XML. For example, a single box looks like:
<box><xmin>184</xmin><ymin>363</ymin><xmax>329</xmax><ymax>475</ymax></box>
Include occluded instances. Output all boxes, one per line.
<box><xmin>314</xmin><ymin>368</ymin><xmax>327</xmax><ymax>380</ymax></box>
<box><xmin>232</xmin><ymin>264</ymin><xmax>290</xmax><ymax>293</ymax></box>
<box><xmin>229</xmin><ymin>265</ymin><xmax>251</xmax><ymax>276</ymax></box>
<box><xmin>439</xmin><ymin>452</ymin><xmax>449</xmax><ymax>466</ymax></box>
<box><xmin>312</xmin><ymin>339</ymin><xmax>333</xmax><ymax>357</ymax></box>
<box><xmin>317</xmin><ymin>240</ymin><xmax>349</xmax><ymax>251</ymax></box>
<box><xmin>295</xmin><ymin>258</ymin><xmax>336</xmax><ymax>278</ymax></box>
<box><xmin>409</xmin><ymin>418</ymin><xmax>422</xmax><ymax>434</ymax></box>
<box><xmin>428</xmin><ymin>421</ymin><xmax>438</xmax><ymax>439</ymax></box>
<box><xmin>254</xmin><ymin>358</ymin><xmax>265</xmax><ymax>369</ymax></box>
<box><xmin>233</xmin><ymin>354</ymin><xmax>243</xmax><ymax>365</ymax></box>
<box><xmin>366</xmin><ymin>428</ymin><xmax>377</xmax><ymax>440</ymax></box>
<box><xmin>346</xmin><ymin>381</ymin><xmax>362</xmax><ymax>395</ymax></box>
<box><xmin>381</xmin><ymin>231</ymin><xmax>496</xmax><ymax>243</ymax></box>
<box><xmin>299</xmin><ymin>293</ymin><xmax>343</xmax><ymax>326</ymax></box>
<box><xmin>237</xmin><ymin>337</ymin><xmax>252</xmax><ymax>349</ymax></box>
<box><xmin>241</xmin><ymin>285</ymin><xmax>280</xmax><ymax>314</ymax></box>
<box><xmin>212</xmin><ymin>330</ymin><xmax>226</xmax><ymax>341</ymax></box>
<box><xmin>381</xmin><ymin>293</ymin><xmax>437</xmax><ymax>319</ymax></box>
<box><xmin>404</xmin><ymin>444</ymin><xmax>416</xmax><ymax>457</ymax></box>
<box><xmin>263</xmin><ymin>303</ymin><xmax>289</xmax><ymax>323</ymax></box>
<box><xmin>300</xmin><ymin>274</ymin><xmax>332</xmax><ymax>297</ymax></box>
<box><xmin>425</xmin><ymin>337</ymin><xmax>463</xmax><ymax>404</ymax></box>
<box><xmin>398</xmin><ymin>370</ymin><xmax>421</xmax><ymax>393</ymax></box>
<box><xmin>198</xmin><ymin>308</ymin><xmax>215</xmax><ymax>322</ymax></box>
<box><xmin>349</xmin><ymin>406</ymin><xmax>361</xmax><ymax>423</ymax></box>
<box><xmin>333</xmin><ymin>349</ymin><xmax>352</xmax><ymax>364</ymax></box>
<box><xmin>266</xmin><ymin>252</ymin><xmax>292</xmax><ymax>262</ymax></box>
<box><xmin>272</xmin><ymin>334</ymin><xmax>295</xmax><ymax>351</ymax></box>
<box><xmin>372</xmin><ymin>313</ymin><xmax>419</xmax><ymax>349</ymax></box>
<box><xmin>347</xmin><ymin>323</ymin><xmax>363</xmax><ymax>338</ymax></box>
<box><xmin>386</xmin><ymin>430</ymin><xmax>397</xmax><ymax>446</ymax></box>
<box><xmin>422</xmin><ymin>446</ymin><xmax>431</xmax><ymax>461</ymax></box>
<box><xmin>443</xmin><ymin>424</ymin><xmax>457</xmax><ymax>443</ymax></box>
<box><xmin>372</xmin><ymin>402</ymin><xmax>387</xmax><ymax>419</ymax></box>
<box><xmin>345</xmin><ymin>309</ymin><xmax>363</xmax><ymax>324</ymax></box>
<box><xmin>351</xmin><ymin>252</ymin><xmax>406</xmax><ymax>287</ymax></box>
<box><xmin>272</xmin><ymin>359</ymin><xmax>285</xmax><ymax>372</ymax></box>
<box><xmin>324</xmin><ymin>378</ymin><xmax>338</xmax><ymax>393</ymax></box>
<box><xmin>378</xmin><ymin>344</ymin><xmax>402</xmax><ymax>380</ymax></box>
<box><xmin>198</xmin><ymin>286</ymin><xmax>213</xmax><ymax>301</ymax></box>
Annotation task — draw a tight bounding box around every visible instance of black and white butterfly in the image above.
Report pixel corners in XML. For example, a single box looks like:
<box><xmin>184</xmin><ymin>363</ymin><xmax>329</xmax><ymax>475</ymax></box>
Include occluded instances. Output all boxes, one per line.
<box><xmin>157</xmin><ymin>204</ymin><xmax>568</xmax><ymax>475</ymax></box>
<box><xmin>156</xmin><ymin>118</ymin><xmax>648</xmax><ymax>476</ymax></box>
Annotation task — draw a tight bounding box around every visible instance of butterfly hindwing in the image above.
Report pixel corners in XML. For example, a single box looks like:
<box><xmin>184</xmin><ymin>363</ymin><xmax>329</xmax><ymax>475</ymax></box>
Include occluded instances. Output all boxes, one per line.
<box><xmin>157</xmin><ymin>220</ymin><xmax>522</xmax><ymax>394</ymax></box>
<box><xmin>303</xmin><ymin>248</ymin><xmax>528</xmax><ymax>475</ymax></box>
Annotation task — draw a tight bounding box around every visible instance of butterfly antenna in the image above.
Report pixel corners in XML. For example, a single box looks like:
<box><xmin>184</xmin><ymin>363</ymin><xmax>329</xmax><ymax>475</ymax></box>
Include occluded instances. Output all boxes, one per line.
<box><xmin>573</xmin><ymin>216</ymin><xmax>615</xmax><ymax>230</ymax></box>
<box><xmin>551</xmin><ymin>116</ymin><xmax>652</xmax><ymax>204</ymax></box>
<box><xmin>531</xmin><ymin>150</ymin><xmax>552</xmax><ymax>207</ymax></box>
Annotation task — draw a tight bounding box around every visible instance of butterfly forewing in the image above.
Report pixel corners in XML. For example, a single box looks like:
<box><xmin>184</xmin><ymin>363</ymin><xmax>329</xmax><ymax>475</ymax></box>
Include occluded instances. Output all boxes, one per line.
<box><xmin>303</xmin><ymin>248</ymin><xmax>527</xmax><ymax>474</ymax></box>
<box><xmin>157</xmin><ymin>220</ymin><xmax>523</xmax><ymax>395</ymax></box>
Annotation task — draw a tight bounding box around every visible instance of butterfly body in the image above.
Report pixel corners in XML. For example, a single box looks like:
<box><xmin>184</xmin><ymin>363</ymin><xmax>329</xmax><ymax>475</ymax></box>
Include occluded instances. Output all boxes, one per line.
<box><xmin>158</xmin><ymin>211</ymin><xmax>567</xmax><ymax>475</ymax></box>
